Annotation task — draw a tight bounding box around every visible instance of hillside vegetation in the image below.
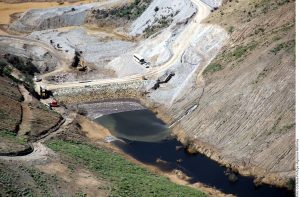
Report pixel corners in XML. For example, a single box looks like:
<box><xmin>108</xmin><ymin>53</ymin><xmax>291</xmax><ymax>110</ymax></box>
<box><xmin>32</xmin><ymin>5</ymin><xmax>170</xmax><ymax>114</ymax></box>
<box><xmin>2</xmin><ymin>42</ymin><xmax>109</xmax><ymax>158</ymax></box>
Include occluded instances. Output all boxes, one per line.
<box><xmin>48</xmin><ymin>139</ymin><xmax>206</xmax><ymax>197</ymax></box>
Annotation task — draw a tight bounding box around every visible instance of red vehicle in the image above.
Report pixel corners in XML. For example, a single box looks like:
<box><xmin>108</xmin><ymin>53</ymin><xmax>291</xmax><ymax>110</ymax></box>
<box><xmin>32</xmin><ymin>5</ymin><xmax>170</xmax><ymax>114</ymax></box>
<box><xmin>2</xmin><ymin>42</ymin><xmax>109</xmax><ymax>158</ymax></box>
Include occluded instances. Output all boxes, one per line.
<box><xmin>50</xmin><ymin>100</ymin><xmax>58</xmax><ymax>107</ymax></box>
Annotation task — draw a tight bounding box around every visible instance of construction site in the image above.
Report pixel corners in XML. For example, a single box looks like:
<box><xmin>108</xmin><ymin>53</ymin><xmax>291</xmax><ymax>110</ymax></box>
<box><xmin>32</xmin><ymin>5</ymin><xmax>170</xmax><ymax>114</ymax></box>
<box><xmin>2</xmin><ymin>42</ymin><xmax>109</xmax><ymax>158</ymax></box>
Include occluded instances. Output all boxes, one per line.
<box><xmin>0</xmin><ymin>0</ymin><xmax>295</xmax><ymax>196</ymax></box>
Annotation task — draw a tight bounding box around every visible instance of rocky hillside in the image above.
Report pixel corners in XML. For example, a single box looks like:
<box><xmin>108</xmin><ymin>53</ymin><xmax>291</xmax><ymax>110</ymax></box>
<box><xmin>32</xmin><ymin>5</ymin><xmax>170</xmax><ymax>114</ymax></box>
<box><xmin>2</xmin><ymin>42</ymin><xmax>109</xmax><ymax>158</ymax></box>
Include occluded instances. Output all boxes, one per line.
<box><xmin>170</xmin><ymin>0</ymin><xmax>295</xmax><ymax>188</ymax></box>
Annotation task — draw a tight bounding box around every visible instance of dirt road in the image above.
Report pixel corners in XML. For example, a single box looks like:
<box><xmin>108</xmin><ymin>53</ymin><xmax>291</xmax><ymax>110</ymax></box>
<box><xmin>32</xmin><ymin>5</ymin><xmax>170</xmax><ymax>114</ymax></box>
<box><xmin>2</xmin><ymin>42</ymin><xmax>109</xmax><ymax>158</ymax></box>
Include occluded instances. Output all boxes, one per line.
<box><xmin>18</xmin><ymin>85</ymin><xmax>33</xmax><ymax>136</ymax></box>
<box><xmin>37</xmin><ymin>0</ymin><xmax>211</xmax><ymax>90</ymax></box>
<box><xmin>0</xmin><ymin>0</ymin><xmax>211</xmax><ymax>92</ymax></box>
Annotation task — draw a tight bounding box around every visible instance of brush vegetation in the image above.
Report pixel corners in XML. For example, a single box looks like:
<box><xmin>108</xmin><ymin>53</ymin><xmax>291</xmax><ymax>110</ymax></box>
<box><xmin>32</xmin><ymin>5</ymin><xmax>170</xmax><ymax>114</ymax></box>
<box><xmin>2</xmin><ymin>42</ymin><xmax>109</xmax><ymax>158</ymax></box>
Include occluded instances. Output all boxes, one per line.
<box><xmin>47</xmin><ymin>140</ymin><xmax>206</xmax><ymax>197</ymax></box>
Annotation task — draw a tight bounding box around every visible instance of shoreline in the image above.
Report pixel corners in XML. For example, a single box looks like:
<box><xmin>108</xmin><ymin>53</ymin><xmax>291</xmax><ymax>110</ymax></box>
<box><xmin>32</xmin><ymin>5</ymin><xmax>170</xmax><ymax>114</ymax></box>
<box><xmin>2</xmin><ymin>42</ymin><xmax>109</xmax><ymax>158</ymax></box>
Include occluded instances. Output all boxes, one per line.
<box><xmin>64</xmin><ymin>98</ymin><xmax>294</xmax><ymax>190</ymax></box>
<box><xmin>77</xmin><ymin>114</ymin><xmax>235</xmax><ymax>197</ymax></box>
<box><xmin>152</xmin><ymin>107</ymin><xmax>294</xmax><ymax>190</ymax></box>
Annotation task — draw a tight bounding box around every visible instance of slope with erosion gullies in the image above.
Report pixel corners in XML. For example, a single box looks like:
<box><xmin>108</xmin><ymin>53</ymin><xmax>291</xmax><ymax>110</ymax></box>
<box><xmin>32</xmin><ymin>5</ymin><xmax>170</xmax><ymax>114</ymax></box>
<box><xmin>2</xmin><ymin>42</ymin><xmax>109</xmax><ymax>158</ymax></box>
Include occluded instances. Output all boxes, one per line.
<box><xmin>167</xmin><ymin>0</ymin><xmax>295</xmax><ymax>188</ymax></box>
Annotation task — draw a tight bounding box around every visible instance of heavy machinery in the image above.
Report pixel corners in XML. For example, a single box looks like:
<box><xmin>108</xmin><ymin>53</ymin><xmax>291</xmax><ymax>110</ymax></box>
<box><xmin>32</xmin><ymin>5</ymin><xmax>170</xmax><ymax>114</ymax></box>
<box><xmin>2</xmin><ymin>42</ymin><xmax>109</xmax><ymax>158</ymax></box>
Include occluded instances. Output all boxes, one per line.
<box><xmin>133</xmin><ymin>53</ymin><xmax>146</xmax><ymax>64</ymax></box>
<box><xmin>40</xmin><ymin>85</ymin><xmax>47</xmax><ymax>98</ymax></box>
<box><xmin>77</xmin><ymin>59</ymin><xmax>87</xmax><ymax>71</ymax></box>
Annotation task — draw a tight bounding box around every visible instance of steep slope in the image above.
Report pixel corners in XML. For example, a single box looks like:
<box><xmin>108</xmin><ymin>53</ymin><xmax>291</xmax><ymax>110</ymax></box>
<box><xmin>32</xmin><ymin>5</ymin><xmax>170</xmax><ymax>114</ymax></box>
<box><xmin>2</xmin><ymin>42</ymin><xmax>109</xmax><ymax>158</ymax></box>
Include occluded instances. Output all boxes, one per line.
<box><xmin>168</xmin><ymin>0</ymin><xmax>295</xmax><ymax>188</ymax></box>
<box><xmin>0</xmin><ymin>76</ymin><xmax>22</xmax><ymax>132</ymax></box>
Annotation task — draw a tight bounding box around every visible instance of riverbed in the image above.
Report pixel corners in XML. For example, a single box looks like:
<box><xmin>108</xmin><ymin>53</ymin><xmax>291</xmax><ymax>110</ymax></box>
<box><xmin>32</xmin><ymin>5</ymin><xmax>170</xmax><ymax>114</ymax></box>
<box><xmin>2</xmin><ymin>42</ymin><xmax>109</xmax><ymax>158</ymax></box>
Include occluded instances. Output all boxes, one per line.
<box><xmin>95</xmin><ymin>109</ymin><xmax>294</xmax><ymax>197</ymax></box>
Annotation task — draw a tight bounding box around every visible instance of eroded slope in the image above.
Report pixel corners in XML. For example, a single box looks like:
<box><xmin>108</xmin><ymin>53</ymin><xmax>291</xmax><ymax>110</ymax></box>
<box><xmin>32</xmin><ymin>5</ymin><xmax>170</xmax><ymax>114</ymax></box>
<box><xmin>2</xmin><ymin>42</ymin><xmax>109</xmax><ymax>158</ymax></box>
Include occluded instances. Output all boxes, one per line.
<box><xmin>168</xmin><ymin>0</ymin><xmax>295</xmax><ymax>187</ymax></box>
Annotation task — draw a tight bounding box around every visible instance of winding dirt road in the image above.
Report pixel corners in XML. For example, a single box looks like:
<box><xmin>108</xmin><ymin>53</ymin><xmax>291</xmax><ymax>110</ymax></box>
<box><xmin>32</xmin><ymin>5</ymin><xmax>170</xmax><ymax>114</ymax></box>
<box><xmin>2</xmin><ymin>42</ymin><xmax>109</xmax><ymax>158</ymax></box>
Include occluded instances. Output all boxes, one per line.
<box><xmin>41</xmin><ymin>0</ymin><xmax>211</xmax><ymax>90</ymax></box>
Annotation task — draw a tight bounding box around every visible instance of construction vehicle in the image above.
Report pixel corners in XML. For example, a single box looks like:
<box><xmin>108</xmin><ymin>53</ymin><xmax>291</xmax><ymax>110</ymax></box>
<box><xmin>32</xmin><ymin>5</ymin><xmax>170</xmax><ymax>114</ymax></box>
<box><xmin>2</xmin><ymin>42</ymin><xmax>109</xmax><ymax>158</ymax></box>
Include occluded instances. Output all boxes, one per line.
<box><xmin>40</xmin><ymin>85</ymin><xmax>48</xmax><ymax>98</ymax></box>
<box><xmin>77</xmin><ymin>59</ymin><xmax>87</xmax><ymax>71</ymax></box>
<box><xmin>50</xmin><ymin>100</ymin><xmax>58</xmax><ymax>107</ymax></box>
<box><xmin>133</xmin><ymin>54</ymin><xmax>147</xmax><ymax>65</ymax></box>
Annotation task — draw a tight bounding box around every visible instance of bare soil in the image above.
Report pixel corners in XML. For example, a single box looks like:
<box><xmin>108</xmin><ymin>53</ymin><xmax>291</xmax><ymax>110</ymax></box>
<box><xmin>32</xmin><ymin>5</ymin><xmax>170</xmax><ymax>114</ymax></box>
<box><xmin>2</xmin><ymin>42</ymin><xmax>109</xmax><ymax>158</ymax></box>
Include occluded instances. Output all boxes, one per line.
<box><xmin>18</xmin><ymin>84</ymin><xmax>32</xmax><ymax>136</ymax></box>
<box><xmin>36</xmin><ymin>161</ymin><xmax>111</xmax><ymax>197</ymax></box>
<box><xmin>0</xmin><ymin>0</ymin><xmax>95</xmax><ymax>35</ymax></box>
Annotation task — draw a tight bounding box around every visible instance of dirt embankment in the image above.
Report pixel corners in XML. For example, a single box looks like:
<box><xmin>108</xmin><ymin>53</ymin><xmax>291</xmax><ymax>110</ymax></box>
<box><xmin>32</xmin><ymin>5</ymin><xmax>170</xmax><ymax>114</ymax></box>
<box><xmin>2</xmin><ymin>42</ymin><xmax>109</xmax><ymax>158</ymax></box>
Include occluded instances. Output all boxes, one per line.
<box><xmin>164</xmin><ymin>0</ymin><xmax>295</xmax><ymax>188</ymax></box>
<box><xmin>0</xmin><ymin>0</ymin><xmax>94</xmax><ymax>35</ymax></box>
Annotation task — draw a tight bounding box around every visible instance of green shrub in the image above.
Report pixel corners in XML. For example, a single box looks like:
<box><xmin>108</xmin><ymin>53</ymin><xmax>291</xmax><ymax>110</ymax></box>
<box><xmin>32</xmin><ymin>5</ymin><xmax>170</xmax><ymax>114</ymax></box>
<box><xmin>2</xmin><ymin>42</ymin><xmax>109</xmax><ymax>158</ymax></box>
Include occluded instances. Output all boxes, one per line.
<box><xmin>143</xmin><ymin>17</ymin><xmax>173</xmax><ymax>38</ymax></box>
<box><xmin>203</xmin><ymin>63</ymin><xmax>222</xmax><ymax>75</ymax></box>
<box><xmin>228</xmin><ymin>26</ymin><xmax>234</xmax><ymax>34</ymax></box>
<box><xmin>2</xmin><ymin>66</ymin><xmax>12</xmax><ymax>76</ymax></box>
<box><xmin>5</xmin><ymin>54</ymin><xmax>39</xmax><ymax>76</ymax></box>
<box><xmin>232</xmin><ymin>42</ymin><xmax>257</xmax><ymax>59</ymax></box>
<box><xmin>113</xmin><ymin>0</ymin><xmax>152</xmax><ymax>20</ymax></box>
<box><xmin>270</xmin><ymin>39</ymin><xmax>295</xmax><ymax>55</ymax></box>
<box><xmin>287</xmin><ymin>178</ymin><xmax>295</xmax><ymax>191</ymax></box>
